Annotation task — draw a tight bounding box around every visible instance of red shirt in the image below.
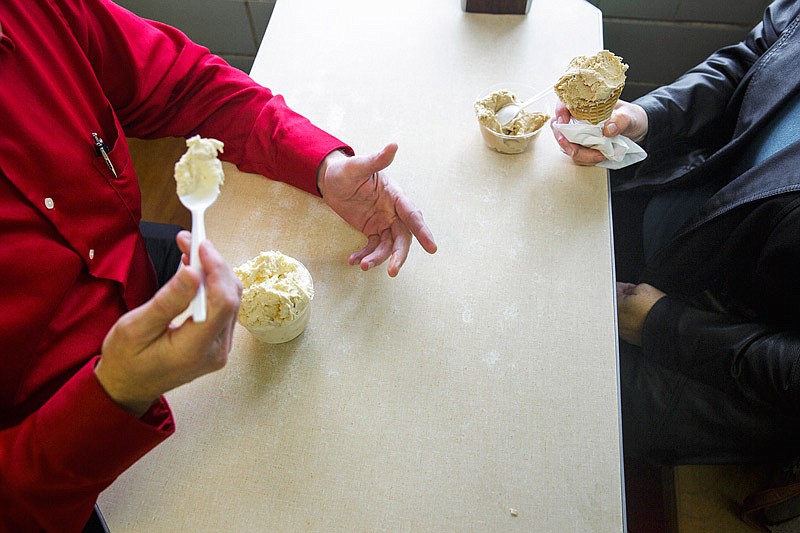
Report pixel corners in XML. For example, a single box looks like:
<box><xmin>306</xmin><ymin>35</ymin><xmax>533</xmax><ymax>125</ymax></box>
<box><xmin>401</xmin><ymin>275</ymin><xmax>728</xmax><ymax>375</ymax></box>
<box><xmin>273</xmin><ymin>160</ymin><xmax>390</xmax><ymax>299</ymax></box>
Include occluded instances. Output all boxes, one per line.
<box><xmin>0</xmin><ymin>0</ymin><xmax>350</xmax><ymax>530</ymax></box>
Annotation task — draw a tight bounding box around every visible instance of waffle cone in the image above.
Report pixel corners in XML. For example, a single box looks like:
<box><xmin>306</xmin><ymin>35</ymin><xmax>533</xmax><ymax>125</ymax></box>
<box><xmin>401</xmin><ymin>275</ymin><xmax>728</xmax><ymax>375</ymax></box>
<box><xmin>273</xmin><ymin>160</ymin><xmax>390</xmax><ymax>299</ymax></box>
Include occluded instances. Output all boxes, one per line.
<box><xmin>567</xmin><ymin>85</ymin><xmax>624</xmax><ymax>125</ymax></box>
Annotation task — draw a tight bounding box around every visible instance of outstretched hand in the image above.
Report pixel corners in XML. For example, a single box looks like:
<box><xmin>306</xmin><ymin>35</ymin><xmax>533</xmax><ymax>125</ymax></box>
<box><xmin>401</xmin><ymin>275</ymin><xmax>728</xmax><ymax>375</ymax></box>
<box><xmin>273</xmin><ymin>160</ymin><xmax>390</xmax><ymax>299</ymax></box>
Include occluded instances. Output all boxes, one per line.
<box><xmin>317</xmin><ymin>143</ymin><xmax>437</xmax><ymax>277</ymax></box>
<box><xmin>550</xmin><ymin>100</ymin><xmax>649</xmax><ymax>166</ymax></box>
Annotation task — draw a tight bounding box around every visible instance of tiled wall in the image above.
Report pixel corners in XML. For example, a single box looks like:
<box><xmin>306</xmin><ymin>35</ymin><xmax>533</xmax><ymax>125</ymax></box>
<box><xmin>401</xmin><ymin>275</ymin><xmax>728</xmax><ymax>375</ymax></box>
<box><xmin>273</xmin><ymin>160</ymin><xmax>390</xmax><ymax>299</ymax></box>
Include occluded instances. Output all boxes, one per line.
<box><xmin>115</xmin><ymin>0</ymin><xmax>275</xmax><ymax>73</ymax></box>
<box><xmin>118</xmin><ymin>0</ymin><xmax>772</xmax><ymax>101</ymax></box>
<box><xmin>587</xmin><ymin>0</ymin><xmax>773</xmax><ymax>100</ymax></box>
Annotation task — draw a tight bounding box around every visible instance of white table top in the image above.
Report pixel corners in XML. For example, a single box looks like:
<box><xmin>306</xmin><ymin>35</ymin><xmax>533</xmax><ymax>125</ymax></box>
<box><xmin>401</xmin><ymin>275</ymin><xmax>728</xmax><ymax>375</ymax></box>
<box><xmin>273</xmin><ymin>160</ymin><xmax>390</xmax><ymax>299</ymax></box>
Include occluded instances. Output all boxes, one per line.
<box><xmin>100</xmin><ymin>1</ymin><xmax>624</xmax><ymax>531</ymax></box>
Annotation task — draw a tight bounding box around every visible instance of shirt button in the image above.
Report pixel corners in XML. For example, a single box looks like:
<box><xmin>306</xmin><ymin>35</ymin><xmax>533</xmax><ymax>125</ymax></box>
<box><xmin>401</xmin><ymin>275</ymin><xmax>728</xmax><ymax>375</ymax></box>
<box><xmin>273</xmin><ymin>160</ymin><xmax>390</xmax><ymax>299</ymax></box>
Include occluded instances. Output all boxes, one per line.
<box><xmin>44</xmin><ymin>197</ymin><xmax>54</xmax><ymax>210</ymax></box>
<box><xmin>89</xmin><ymin>249</ymin><xmax>95</xmax><ymax>260</ymax></box>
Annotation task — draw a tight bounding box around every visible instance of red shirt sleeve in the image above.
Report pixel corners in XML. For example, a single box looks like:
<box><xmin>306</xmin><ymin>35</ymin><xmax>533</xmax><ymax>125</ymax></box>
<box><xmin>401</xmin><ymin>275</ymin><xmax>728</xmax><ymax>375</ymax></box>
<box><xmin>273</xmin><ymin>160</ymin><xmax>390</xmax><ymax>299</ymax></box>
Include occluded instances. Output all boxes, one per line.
<box><xmin>0</xmin><ymin>358</ymin><xmax>174</xmax><ymax>532</ymax></box>
<box><xmin>56</xmin><ymin>0</ymin><xmax>353</xmax><ymax>196</ymax></box>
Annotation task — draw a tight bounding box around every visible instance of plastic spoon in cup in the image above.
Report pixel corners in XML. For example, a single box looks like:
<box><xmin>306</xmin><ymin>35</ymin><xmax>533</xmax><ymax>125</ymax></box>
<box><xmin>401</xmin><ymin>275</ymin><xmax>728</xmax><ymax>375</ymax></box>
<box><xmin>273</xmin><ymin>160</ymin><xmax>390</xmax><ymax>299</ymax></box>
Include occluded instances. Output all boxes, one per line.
<box><xmin>174</xmin><ymin>136</ymin><xmax>225</xmax><ymax>323</ymax></box>
<box><xmin>496</xmin><ymin>86</ymin><xmax>553</xmax><ymax>127</ymax></box>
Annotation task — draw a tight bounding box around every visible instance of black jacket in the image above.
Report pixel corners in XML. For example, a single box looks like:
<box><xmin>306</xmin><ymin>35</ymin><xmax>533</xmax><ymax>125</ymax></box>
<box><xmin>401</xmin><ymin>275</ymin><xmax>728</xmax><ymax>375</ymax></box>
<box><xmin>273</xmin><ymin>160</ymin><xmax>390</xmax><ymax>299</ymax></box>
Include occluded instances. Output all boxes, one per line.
<box><xmin>618</xmin><ymin>0</ymin><xmax>800</xmax><ymax>417</ymax></box>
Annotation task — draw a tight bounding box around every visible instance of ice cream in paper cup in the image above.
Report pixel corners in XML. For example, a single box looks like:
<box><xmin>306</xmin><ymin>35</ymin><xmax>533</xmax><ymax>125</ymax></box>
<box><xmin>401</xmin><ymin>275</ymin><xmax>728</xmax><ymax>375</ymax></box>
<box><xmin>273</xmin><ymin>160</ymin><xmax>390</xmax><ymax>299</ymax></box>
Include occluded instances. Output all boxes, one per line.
<box><xmin>234</xmin><ymin>251</ymin><xmax>314</xmax><ymax>344</ymax></box>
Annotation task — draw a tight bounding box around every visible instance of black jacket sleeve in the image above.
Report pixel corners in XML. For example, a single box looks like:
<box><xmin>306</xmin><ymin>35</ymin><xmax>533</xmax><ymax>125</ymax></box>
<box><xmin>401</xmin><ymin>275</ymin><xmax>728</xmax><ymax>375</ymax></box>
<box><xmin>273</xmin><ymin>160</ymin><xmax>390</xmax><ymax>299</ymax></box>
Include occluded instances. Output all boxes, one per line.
<box><xmin>642</xmin><ymin>199</ymin><xmax>800</xmax><ymax>417</ymax></box>
<box><xmin>611</xmin><ymin>0</ymin><xmax>800</xmax><ymax>192</ymax></box>
<box><xmin>642</xmin><ymin>296</ymin><xmax>800</xmax><ymax>416</ymax></box>
<box><xmin>636</xmin><ymin>0</ymin><xmax>798</xmax><ymax>152</ymax></box>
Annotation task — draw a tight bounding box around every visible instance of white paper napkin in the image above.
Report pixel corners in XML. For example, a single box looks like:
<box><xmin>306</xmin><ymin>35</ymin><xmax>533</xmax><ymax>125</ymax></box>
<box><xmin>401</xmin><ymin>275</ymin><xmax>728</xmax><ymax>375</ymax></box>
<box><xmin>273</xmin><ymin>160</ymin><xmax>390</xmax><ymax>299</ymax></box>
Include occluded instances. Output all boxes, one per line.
<box><xmin>552</xmin><ymin>118</ymin><xmax>647</xmax><ymax>170</ymax></box>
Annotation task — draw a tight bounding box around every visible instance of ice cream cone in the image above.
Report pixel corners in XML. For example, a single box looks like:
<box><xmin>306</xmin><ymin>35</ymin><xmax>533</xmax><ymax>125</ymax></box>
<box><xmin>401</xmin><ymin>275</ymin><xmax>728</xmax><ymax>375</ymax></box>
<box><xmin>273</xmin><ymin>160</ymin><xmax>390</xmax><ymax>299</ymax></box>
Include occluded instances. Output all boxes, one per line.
<box><xmin>567</xmin><ymin>84</ymin><xmax>624</xmax><ymax>124</ymax></box>
<box><xmin>553</xmin><ymin>50</ymin><xmax>628</xmax><ymax>125</ymax></box>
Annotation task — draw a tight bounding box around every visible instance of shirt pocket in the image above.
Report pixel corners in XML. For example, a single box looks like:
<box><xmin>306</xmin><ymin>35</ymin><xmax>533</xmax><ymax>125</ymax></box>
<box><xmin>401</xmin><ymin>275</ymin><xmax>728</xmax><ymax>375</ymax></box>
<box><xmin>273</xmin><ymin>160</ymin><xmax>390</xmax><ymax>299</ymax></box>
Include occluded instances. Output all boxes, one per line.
<box><xmin>91</xmin><ymin>102</ymin><xmax>133</xmax><ymax>182</ymax></box>
<box><xmin>90</xmin><ymin>102</ymin><xmax>142</xmax><ymax>220</ymax></box>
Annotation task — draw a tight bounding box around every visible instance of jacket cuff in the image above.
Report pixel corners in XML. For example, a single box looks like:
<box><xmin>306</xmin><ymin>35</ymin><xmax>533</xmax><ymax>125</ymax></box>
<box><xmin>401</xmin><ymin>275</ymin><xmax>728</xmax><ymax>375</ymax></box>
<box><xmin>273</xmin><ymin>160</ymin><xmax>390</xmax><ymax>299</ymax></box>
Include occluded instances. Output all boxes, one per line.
<box><xmin>641</xmin><ymin>294</ymin><xmax>684</xmax><ymax>368</ymax></box>
<box><xmin>633</xmin><ymin>95</ymin><xmax>670</xmax><ymax>152</ymax></box>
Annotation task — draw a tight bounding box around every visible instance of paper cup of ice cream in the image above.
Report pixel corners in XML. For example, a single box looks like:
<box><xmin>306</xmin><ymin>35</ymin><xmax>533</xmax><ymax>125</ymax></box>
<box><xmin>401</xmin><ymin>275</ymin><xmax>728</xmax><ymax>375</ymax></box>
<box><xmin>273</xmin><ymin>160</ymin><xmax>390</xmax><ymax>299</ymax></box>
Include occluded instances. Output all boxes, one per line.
<box><xmin>473</xmin><ymin>83</ymin><xmax>551</xmax><ymax>154</ymax></box>
<box><xmin>233</xmin><ymin>251</ymin><xmax>314</xmax><ymax>344</ymax></box>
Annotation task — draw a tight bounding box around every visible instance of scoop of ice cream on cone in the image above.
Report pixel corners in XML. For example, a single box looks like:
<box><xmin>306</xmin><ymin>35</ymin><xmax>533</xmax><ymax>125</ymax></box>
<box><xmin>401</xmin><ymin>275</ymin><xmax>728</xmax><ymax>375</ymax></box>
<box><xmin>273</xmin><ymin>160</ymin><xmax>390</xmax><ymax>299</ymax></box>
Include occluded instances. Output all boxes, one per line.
<box><xmin>234</xmin><ymin>251</ymin><xmax>314</xmax><ymax>344</ymax></box>
<box><xmin>554</xmin><ymin>50</ymin><xmax>628</xmax><ymax>125</ymax></box>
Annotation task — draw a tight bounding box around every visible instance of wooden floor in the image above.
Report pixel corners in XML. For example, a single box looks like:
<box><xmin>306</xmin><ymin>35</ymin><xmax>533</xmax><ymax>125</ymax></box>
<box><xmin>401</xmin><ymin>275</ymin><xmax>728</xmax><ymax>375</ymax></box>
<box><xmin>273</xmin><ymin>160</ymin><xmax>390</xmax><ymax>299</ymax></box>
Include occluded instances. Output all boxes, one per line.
<box><xmin>624</xmin><ymin>460</ymin><xmax>770</xmax><ymax>533</ymax></box>
<box><xmin>129</xmin><ymin>136</ymin><xmax>771</xmax><ymax>533</ymax></box>
<box><xmin>666</xmin><ymin>464</ymin><xmax>771</xmax><ymax>533</ymax></box>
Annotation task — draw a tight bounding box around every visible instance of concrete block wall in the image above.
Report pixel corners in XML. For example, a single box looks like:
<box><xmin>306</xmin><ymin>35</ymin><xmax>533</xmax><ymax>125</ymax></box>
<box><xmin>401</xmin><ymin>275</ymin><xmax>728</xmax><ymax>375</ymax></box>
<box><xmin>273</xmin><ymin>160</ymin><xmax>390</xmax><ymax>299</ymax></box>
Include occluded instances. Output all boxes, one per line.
<box><xmin>587</xmin><ymin>0</ymin><xmax>773</xmax><ymax>100</ymax></box>
<box><xmin>114</xmin><ymin>0</ymin><xmax>275</xmax><ymax>73</ymax></box>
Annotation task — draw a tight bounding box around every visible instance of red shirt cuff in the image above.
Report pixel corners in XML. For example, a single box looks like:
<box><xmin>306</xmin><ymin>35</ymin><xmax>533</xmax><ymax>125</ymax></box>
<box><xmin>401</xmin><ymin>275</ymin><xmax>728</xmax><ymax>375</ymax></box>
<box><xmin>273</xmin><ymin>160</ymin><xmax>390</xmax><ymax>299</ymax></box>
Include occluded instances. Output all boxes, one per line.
<box><xmin>35</xmin><ymin>356</ymin><xmax>175</xmax><ymax>482</ymax></box>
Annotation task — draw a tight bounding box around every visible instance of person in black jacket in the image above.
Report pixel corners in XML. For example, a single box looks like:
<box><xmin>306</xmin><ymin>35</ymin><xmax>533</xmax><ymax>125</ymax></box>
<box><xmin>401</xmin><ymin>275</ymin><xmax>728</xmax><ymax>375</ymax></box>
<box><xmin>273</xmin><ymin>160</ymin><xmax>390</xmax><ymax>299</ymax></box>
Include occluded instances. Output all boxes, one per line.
<box><xmin>552</xmin><ymin>0</ymin><xmax>800</xmax><ymax>463</ymax></box>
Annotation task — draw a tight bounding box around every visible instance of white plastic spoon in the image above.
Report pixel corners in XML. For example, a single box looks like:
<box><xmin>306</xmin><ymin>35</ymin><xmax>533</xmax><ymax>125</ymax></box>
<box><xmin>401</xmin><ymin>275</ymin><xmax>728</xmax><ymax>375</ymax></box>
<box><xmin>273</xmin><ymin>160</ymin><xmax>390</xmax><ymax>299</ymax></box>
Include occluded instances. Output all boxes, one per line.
<box><xmin>175</xmin><ymin>136</ymin><xmax>225</xmax><ymax>323</ymax></box>
<box><xmin>178</xmin><ymin>187</ymin><xmax>218</xmax><ymax>322</ymax></box>
<box><xmin>495</xmin><ymin>86</ymin><xmax>553</xmax><ymax>127</ymax></box>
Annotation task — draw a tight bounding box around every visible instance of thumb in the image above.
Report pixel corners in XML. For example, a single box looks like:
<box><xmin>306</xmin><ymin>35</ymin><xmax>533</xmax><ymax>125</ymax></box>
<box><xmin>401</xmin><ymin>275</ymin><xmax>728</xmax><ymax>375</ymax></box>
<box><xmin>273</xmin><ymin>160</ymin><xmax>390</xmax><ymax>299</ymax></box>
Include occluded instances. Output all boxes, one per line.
<box><xmin>604</xmin><ymin>109</ymin><xmax>630</xmax><ymax>136</ymax></box>
<box><xmin>121</xmin><ymin>266</ymin><xmax>200</xmax><ymax>342</ymax></box>
<box><xmin>349</xmin><ymin>143</ymin><xmax>398</xmax><ymax>176</ymax></box>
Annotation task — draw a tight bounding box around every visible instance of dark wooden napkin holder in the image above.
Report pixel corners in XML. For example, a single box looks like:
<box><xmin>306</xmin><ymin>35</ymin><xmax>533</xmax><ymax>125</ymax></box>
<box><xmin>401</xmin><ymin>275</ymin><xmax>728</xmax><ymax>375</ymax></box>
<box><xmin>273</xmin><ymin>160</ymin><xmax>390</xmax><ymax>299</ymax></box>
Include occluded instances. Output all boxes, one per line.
<box><xmin>461</xmin><ymin>0</ymin><xmax>532</xmax><ymax>14</ymax></box>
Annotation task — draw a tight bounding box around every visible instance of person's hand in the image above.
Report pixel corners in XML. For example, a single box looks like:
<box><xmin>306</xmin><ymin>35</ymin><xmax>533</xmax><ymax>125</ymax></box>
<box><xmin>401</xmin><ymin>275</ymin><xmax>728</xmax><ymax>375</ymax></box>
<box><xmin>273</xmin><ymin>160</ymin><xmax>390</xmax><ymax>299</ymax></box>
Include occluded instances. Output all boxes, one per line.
<box><xmin>616</xmin><ymin>282</ymin><xmax>666</xmax><ymax>346</ymax></box>
<box><xmin>550</xmin><ymin>100</ymin><xmax>649</xmax><ymax>166</ymax></box>
<box><xmin>95</xmin><ymin>232</ymin><xmax>241</xmax><ymax>417</ymax></box>
<box><xmin>317</xmin><ymin>143</ymin><xmax>437</xmax><ymax>277</ymax></box>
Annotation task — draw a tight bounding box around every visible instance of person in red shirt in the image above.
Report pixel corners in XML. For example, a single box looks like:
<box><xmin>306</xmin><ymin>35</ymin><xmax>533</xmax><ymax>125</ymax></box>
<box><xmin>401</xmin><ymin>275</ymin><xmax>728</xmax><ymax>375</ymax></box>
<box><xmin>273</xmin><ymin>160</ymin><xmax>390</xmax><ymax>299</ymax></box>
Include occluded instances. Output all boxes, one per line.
<box><xmin>0</xmin><ymin>1</ymin><xmax>437</xmax><ymax>530</ymax></box>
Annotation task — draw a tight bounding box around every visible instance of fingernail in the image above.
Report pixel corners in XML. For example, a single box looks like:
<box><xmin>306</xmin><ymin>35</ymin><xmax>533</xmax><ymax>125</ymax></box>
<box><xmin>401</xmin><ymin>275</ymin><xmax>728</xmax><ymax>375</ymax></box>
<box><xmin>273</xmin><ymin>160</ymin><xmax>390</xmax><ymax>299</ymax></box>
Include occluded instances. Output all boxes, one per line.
<box><xmin>606</xmin><ymin>123</ymin><xmax>619</xmax><ymax>135</ymax></box>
